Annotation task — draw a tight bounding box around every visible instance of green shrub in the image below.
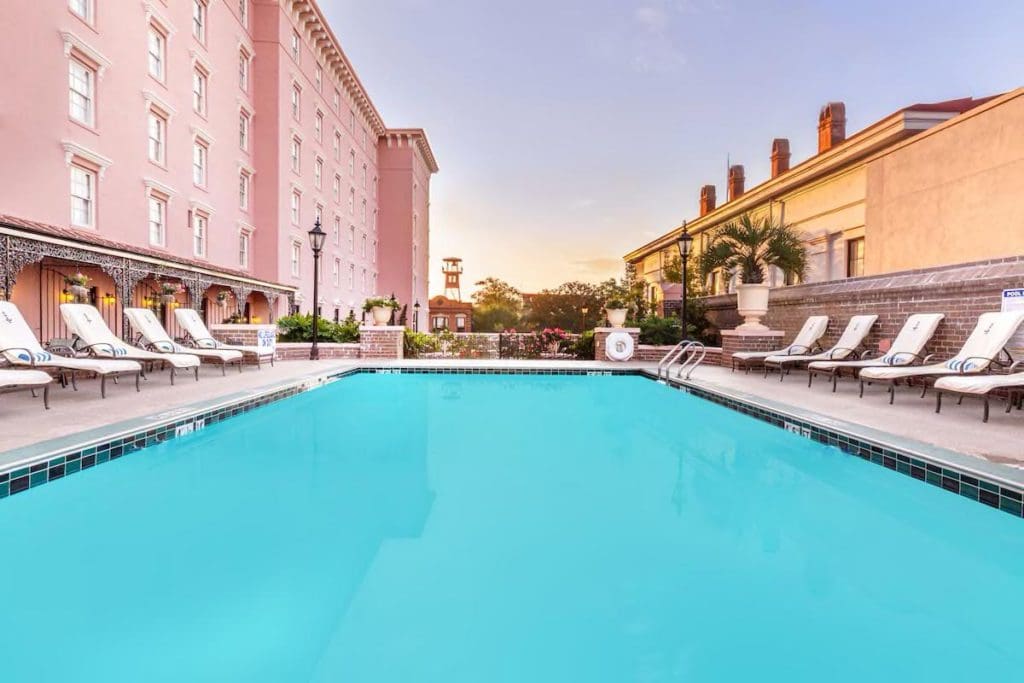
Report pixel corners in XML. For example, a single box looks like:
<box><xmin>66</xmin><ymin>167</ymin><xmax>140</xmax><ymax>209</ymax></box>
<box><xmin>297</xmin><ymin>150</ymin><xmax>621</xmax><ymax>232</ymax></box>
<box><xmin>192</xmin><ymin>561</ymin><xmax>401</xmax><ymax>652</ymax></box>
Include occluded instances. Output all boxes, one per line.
<box><xmin>403</xmin><ymin>330</ymin><xmax>438</xmax><ymax>358</ymax></box>
<box><xmin>277</xmin><ymin>313</ymin><xmax>360</xmax><ymax>343</ymax></box>
<box><xmin>639</xmin><ymin>315</ymin><xmax>682</xmax><ymax>345</ymax></box>
<box><xmin>573</xmin><ymin>330</ymin><xmax>595</xmax><ymax>359</ymax></box>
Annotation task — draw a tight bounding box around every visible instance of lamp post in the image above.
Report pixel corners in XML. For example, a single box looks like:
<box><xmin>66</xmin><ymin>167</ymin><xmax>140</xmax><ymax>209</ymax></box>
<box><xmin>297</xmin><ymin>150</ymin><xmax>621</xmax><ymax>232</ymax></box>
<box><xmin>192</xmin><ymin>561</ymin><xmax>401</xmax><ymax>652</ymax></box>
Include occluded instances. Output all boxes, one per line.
<box><xmin>308</xmin><ymin>218</ymin><xmax>326</xmax><ymax>360</ymax></box>
<box><xmin>580</xmin><ymin>306</ymin><xmax>589</xmax><ymax>333</ymax></box>
<box><xmin>676</xmin><ymin>222</ymin><xmax>693</xmax><ymax>342</ymax></box>
<box><xmin>413</xmin><ymin>300</ymin><xmax>421</xmax><ymax>332</ymax></box>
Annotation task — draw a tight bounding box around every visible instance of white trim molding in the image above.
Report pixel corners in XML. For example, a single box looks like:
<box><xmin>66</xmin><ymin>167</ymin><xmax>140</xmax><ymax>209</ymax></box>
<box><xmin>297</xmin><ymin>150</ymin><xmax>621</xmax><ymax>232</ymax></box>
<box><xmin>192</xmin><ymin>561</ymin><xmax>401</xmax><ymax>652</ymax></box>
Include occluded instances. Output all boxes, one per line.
<box><xmin>60</xmin><ymin>30</ymin><xmax>112</xmax><ymax>78</ymax></box>
<box><xmin>61</xmin><ymin>140</ymin><xmax>113</xmax><ymax>178</ymax></box>
<box><xmin>142</xmin><ymin>2</ymin><xmax>177</xmax><ymax>35</ymax></box>
<box><xmin>190</xmin><ymin>124</ymin><xmax>216</xmax><ymax>145</ymax></box>
<box><xmin>189</xmin><ymin>199</ymin><xmax>216</xmax><ymax>216</ymax></box>
<box><xmin>143</xmin><ymin>89</ymin><xmax>177</xmax><ymax>118</ymax></box>
<box><xmin>143</xmin><ymin>177</ymin><xmax>178</xmax><ymax>197</ymax></box>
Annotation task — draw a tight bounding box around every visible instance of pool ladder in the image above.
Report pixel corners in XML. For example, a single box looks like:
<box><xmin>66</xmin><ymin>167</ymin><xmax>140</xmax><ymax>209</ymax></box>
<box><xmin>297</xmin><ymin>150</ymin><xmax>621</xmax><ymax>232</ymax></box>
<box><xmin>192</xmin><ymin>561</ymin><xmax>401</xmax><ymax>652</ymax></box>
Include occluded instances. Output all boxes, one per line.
<box><xmin>657</xmin><ymin>341</ymin><xmax>706</xmax><ymax>381</ymax></box>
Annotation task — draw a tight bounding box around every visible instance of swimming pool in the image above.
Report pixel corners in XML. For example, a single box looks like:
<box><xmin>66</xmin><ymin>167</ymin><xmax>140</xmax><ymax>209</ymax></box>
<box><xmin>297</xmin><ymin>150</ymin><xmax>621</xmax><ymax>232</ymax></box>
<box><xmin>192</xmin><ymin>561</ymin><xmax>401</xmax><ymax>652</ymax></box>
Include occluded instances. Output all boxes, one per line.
<box><xmin>1</xmin><ymin>372</ymin><xmax>1022</xmax><ymax>681</ymax></box>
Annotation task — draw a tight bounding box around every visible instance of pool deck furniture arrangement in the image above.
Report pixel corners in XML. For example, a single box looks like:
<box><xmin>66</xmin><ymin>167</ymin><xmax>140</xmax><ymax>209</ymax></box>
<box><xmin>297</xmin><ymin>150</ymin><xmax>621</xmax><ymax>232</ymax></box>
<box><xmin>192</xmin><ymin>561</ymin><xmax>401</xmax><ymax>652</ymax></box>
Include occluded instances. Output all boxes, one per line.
<box><xmin>0</xmin><ymin>302</ymin><xmax>142</xmax><ymax>398</ymax></box>
<box><xmin>763</xmin><ymin>314</ymin><xmax>878</xmax><ymax>379</ymax></box>
<box><xmin>935</xmin><ymin>368</ymin><xmax>1024</xmax><ymax>422</ymax></box>
<box><xmin>60</xmin><ymin>304</ymin><xmax>201</xmax><ymax>383</ymax></box>
<box><xmin>806</xmin><ymin>313</ymin><xmax>945</xmax><ymax>391</ymax></box>
<box><xmin>124</xmin><ymin>308</ymin><xmax>245</xmax><ymax>375</ymax></box>
<box><xmin>175</xmin><ymin>308</ymin><xmax>276</xmax><ymax>367</ymax></box>
<box><xmin>858</xmin><ymin>310</ymin><xmax>1024</xmax><ymax>402</ymax></box>
<box><xmin>730</xmin><ymin>315</ymin><xmax>829</xmax><ymax>372</ymax></box>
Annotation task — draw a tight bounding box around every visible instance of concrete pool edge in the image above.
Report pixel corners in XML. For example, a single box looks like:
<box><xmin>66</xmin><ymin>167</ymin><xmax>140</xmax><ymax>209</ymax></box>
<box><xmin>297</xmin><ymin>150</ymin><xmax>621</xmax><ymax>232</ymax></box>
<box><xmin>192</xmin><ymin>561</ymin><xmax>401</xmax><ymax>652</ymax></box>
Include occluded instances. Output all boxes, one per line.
<box><xmin>1</xmin><ymin>363</ymin><xmax>1021</xmax><ymax>519</ymax></box>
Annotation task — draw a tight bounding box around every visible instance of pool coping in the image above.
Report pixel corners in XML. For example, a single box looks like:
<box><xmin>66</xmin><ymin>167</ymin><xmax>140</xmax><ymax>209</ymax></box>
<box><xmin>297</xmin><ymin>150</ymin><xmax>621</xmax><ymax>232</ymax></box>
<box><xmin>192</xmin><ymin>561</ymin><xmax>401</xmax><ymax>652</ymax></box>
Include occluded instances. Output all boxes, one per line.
<box><xmin>1</xmin><ymin>363</ymin><xmax>1021</xmax><ymax>518</ymax></box>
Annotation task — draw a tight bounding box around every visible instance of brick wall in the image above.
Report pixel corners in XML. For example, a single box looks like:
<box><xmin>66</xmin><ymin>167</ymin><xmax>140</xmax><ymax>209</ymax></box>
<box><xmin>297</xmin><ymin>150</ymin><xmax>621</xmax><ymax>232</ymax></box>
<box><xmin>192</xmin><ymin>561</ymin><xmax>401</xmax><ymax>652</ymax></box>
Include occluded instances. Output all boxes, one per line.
<box><xmin>634</xmin><ymin>344</ymin><xmax>723</xmax><ymax>366</ymax></box>
<box><xmin>359</xmin><ymin>326</ymin><xmax>404</xmax><ymax>360</ymax></box>
<box><xmin>703</xmin><ymin>257</ymin><xmax>1024</xmax><ymax>360</ymax></box>
<box><xmin>274</xmin><ymin>343</ymin><xmax>360</xmax><ymax>361</ymax></box>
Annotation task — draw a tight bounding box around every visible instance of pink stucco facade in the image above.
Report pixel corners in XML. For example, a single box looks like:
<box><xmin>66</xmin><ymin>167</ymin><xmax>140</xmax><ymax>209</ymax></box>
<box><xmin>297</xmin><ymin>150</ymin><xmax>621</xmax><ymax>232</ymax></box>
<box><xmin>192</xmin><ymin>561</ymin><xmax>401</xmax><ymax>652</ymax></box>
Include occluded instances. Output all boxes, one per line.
<box><xmin>0</xmin><ymin>0</ymin><xmax>435</xmax><ymax>337</ymax></box>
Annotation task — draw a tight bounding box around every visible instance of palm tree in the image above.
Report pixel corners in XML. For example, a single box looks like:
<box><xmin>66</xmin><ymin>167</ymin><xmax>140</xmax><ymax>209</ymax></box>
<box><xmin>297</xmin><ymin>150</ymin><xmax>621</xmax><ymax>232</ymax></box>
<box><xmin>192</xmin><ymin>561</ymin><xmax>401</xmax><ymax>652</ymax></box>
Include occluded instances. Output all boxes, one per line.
<box><xmin>698</xmin><ymin>213</ymin><xmax>807</xmax><ymax>284</ymax></box>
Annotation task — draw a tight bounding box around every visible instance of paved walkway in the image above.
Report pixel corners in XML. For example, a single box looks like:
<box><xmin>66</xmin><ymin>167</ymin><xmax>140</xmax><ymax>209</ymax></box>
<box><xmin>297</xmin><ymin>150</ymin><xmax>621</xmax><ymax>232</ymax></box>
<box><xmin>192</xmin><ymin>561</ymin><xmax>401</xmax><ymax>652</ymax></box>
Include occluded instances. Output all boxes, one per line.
<box><xmin>683</xmin><ymin>364</ymin><xmax>1022</xmax><ymax>467</ymax></box>
<box><xmin>1</xmin><ymin>358</ymin><xmax>1019</xmax><ymax>469</ymax></box>
<box><xmin>0</xmin><ymin>359</ymin><xmax>357</xmax><ymax>453</ymax></box>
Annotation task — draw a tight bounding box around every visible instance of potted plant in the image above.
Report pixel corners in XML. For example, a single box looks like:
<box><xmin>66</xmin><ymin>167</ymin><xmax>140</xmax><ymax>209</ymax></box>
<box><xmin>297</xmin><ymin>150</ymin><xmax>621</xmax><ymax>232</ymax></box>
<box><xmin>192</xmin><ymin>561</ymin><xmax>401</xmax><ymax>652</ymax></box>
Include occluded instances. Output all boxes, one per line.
<box><xmin>362</xmin><ymin>296</ymin><xmax>400</xmax><ymax>326</ymax></box>
<box><xmin>538</xmin><ymin>327</ymin><xmax>567</xmax><ymax>355</ymax></box>
<box><xmin>699</xmin><ymin>213</ymin><xmax>806</xmax><ymax>330</ymax></box>
<box><xmin>216</xmin><ymin>290</ymin><xmax>230</xmax><ymax>305</ymax></box>
<box><xmin>64</xmin><ymin>272</ymin><xmax>90</xmax><ymax>300</ymax></box>
<box><xmin>604</xmin><ymin>297</ymin><xmax>629</xmax><ymax>328</ymax></box>
<box><xmin>155</xmin><ymin>281</ymin><xmax>181</xmax><ymax>304</ymax></box>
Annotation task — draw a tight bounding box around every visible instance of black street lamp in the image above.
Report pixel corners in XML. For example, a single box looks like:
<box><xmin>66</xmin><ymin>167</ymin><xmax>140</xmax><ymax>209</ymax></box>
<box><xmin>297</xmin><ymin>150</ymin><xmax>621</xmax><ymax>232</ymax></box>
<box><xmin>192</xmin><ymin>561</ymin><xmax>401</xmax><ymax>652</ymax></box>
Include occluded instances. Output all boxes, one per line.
<box><xmin>308</xmin><ymin>218</ymin><xmax>326</xmax><ymax>360</ymax></box>
<box><xmin>413</xmin><ymin>300</ymin><xmax>421</xmax><ymax>332</ymax></box>
<box><xmin>676</xmin><ymin>222</ymin><xmax>694</xmax><ymax>342</ymax></box>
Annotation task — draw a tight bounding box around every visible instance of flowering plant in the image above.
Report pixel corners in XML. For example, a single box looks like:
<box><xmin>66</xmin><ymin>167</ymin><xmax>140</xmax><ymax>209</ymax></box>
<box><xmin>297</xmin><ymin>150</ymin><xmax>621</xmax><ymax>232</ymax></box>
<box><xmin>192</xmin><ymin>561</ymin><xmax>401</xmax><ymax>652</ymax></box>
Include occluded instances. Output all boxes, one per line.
<box><xmin>156</xmin><ymin>281</ymin><xmax>182</xmax><ymax>296</ymax></box>
<box><xmin>216</xmin><ymin>291</ymin><xmax>230</xmax><ymax>303</ymax></box>
<box><xmin>64</xmin><ymin>272</ymin><xmax>90</xmax><ymax>287</ymax></box>
<box><xmin>538</xmin><ymin>327</ymin><xmax>567</xmax><ymax>346</ymax></box>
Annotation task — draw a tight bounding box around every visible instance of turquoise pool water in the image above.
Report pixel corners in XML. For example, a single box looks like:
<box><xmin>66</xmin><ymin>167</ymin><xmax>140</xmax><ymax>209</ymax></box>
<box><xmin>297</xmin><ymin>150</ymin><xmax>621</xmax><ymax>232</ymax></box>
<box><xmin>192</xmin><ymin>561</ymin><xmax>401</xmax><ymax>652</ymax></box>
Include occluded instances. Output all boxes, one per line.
<box><xmin>1</xmin><ymin>373</ymin><xmax>1022</xmax><ymax>681</ymax></box>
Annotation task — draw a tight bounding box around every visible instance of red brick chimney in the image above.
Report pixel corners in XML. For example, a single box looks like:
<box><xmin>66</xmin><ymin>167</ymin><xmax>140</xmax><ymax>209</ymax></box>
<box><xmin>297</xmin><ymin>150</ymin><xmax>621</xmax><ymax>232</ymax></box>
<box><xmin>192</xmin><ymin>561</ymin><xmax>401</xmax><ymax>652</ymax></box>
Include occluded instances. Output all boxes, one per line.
<box><xmin>699</xmin><ymin>184</ymin><xmax>716</xmax><ymax>216</ymax></box>
<box><xmin>727</xmin><ymin>165</ymin><xmax>744</xmax><ymax>201</ymax></box>
<box><xmin>770</xmin><ymin>138</ymin><xmax>790</xmax><ymax>178</ymax></box>
<box><xmin>817</xmin><ymin>102</ymin><xmax>846</xmax><ymax>153</ymax></box>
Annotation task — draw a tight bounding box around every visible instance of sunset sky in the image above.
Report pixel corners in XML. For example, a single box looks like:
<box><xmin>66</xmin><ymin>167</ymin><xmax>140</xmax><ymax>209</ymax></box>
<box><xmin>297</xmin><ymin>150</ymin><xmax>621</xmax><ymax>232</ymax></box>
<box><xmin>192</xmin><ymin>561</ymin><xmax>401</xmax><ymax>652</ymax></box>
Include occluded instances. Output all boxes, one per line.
<box><xmin>322</xmin><ymin>0</ymin><xmax>1024</xmax><ymax>295</ymax></box>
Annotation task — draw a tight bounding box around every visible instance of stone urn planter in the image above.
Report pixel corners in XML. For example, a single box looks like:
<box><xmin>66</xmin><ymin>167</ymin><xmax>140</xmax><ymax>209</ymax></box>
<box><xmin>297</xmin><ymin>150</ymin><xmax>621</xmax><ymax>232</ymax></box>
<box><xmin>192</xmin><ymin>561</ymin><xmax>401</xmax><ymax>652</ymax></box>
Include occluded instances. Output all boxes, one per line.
<box><xmin>160</xmin><ymin>294</ymin><xmax>177</xmax><ymax>305</ymax></box>
<box><xmin>69</xmin><ymin>284</ymin><xmax>90</xmax><ymax>299</ymax></box>
<box><xmin>605</xmin><ymin>308</ymin><xmax>628</xmax><ymax>328</ymax></box>
<box><xmin>371</xmin><ymin>306</ymin><xmax>392</xmax><ymax>326</ymax></box>
<box><xmin>736</xmin><ymin>283</ymin><xmax>771</xmax><ymax>330</ymax></box>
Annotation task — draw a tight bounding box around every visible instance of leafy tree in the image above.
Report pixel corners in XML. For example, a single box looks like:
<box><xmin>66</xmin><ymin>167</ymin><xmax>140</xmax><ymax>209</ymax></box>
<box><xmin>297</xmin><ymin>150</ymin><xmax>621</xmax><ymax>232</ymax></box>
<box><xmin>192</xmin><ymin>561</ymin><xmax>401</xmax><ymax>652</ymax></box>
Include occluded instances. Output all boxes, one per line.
<box><xmin>471</xmin><ymin>277</ymin><xmax>523</xmax><ymax>332</ymax></box>
<box><xmin>698</xmin><ymin>212</ymin><xmax>807</xmax><ymax>284</ymax></box>
<box><xmin>524</xmin><ymin>281</ymin><xmax>604</xmax><ymax>332</ymax></box>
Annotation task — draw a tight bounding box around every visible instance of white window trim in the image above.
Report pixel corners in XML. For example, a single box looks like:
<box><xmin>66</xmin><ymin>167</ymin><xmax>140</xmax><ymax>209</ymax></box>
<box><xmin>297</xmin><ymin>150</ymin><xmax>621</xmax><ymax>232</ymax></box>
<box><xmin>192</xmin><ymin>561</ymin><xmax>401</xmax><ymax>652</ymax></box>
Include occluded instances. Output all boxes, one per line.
<box><xmin>189</xmin><ymin>198</ymin><xmax>216</xmax><ymax>217</ymax></box>
<box><xmin>142</xmin><ymin>2</ymin><xmax>178</xmax><ymax>35</ymax></box>
<box><xmin>143</xmin><ymin>177</ymin><xmax>178</xmax><ymax>197</ymax></box>
<box><xmin>61</xmin><ymin>140</ymin><xmax>112</xmax><ymax>178</ymax></box>
<box><xmin>143</xmin><ymin>89</ymin><xmax>177</xmax><ymax>118</ymax></box>
<box><xmin>190</xmin><ymin>124</ymin><xmax>216</xmax><ymax>146</ymax></box>
<box><xmin>189</xmin><ymin>50</ymin><xmax>213</xmax><ymax>75</ymax></box>
<box><xmin>60</xmin><ymin>31</ymin><xmax>111</xmax><ymax>78</ymax></box>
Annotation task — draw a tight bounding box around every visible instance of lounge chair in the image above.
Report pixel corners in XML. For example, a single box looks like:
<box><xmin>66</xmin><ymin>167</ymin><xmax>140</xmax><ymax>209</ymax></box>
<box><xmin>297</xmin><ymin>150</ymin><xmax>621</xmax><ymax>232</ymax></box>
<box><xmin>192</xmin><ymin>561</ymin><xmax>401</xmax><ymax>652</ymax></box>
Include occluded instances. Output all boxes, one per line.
<box><xmin>174</xmin><ymin>307</ymin><xmax>275</xmax><ymax>368</ymax></box>
<box><xmin>0</xmin><ymin>301</ymin><xmax>141</xmax><ymax>397</ymax></box>
<box><xmin>934</xmin><ymin>366</ymin><xmax>1024</xmax><ymax>422</ymax></box>
<box><xmin>729</xmin><ymin>315</ymin><xmax>828</xmax><ymax>373</ymax></box>
<box><xmin>763</xmin><ymin>315</ymin><xmax>878</xmax><ymax>381</ymax></box>
<box><xmin>858</xmin><ymin>310</ymin><xmax>1024</xmax><ymax>403</ymax></box>
<box><xmin>60</xmin><ymin>304</ymin><xmax>200</xmax><ymax>384</ymax></box>
<box><xmin>124</xmin><ymin>308</ymin><xmax>243</xmax><ymax>375</ymax></box>
<box><xmin>806</xmin><ymin>313</ymin><xmax>944</xmax><ymax>391</ymax></box>
<box><xmin>0</xmin><ymin>369</ymin><xmax>54</xmax><ymax>409</ymax></box>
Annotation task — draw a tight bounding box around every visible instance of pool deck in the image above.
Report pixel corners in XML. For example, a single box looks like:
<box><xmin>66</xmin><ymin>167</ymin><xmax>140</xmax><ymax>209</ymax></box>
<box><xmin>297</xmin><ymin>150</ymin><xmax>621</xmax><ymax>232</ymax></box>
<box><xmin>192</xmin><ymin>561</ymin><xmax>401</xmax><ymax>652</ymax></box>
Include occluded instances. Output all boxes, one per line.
<box><xmin>0</xmin><ymin>358</ymin><xmax>1019</xmax><ymax>473</ymax></box>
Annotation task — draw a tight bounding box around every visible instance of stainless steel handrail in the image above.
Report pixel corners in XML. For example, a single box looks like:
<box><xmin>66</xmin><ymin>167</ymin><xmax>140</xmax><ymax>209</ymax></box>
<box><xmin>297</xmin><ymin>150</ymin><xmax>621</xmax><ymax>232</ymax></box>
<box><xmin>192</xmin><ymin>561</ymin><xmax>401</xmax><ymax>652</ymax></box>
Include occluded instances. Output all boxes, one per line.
<box><xmin>676</xmin><ymin>342</ymin><xmax>706</xmax><ymax>380</ymax></box>
<box><xmin>658</xmin><ymin>340</ymin><xmax>698</xmax><ymax>380</ymax></box>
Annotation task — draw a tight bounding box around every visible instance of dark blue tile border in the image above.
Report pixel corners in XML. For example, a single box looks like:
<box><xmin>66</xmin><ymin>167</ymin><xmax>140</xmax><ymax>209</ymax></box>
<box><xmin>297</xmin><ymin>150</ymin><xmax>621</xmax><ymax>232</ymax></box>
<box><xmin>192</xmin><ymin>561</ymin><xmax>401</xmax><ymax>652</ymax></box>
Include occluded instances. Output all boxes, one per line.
<box><xmin>1</xmin><ymin>366</ymin><xmax>1020</xmax><ymax>520</ymax></box>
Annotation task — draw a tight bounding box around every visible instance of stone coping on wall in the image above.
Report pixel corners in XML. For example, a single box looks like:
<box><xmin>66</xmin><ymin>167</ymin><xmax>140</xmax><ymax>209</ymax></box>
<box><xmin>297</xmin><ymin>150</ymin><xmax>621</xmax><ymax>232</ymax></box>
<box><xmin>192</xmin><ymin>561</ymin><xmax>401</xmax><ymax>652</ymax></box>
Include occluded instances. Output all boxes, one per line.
<box><xmin>703</xmin><ymin>254</ymin><xmax>1024</xmax><ymax>308</ymax></box>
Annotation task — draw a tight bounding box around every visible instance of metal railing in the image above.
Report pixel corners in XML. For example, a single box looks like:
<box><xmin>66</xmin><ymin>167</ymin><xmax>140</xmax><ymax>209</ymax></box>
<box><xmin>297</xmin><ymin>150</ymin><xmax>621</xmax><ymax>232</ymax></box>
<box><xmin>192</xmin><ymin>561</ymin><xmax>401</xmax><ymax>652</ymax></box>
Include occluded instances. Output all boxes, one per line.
<box><xmin>657</xmin><ymin>340</ymin><xmax>706</xmax><ymax>381</ymax></box>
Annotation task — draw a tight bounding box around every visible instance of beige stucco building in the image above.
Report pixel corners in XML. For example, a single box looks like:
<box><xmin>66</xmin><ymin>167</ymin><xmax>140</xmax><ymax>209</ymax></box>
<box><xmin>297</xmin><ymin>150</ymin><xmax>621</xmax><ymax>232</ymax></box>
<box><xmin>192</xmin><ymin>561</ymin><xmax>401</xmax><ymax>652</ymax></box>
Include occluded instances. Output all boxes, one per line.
<box><xmin>625</xmin><ymin>88</ymin><xmax>1024</xmax><ymax>309</ymax></box>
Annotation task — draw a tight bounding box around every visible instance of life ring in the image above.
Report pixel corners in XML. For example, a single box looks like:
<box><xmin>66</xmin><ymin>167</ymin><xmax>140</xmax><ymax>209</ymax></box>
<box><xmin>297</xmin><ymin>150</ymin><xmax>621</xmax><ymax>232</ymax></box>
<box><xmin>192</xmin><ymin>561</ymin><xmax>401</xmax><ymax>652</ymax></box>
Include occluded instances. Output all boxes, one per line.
<box><xmin>605</xmin><ymin>331</ymin><xmax>635</xmax><ymax>361</ymax></box>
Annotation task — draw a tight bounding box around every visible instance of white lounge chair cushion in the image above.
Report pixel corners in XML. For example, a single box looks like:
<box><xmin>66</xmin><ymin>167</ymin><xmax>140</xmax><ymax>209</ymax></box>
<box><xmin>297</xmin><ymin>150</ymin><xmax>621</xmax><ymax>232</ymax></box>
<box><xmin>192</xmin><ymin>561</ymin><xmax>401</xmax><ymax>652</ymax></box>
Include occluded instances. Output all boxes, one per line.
<box><xmin>732</xmin><ymin>316</ymin><xmax>829</xmax><ymax>362</ymax></box>
<box><xmin>0</xmin><ymin>369</ymin><xmax>53</xmax><ymax>387</ymax></box>
<box><xmin>860</xmin><ymin>311</ymin><xmax>1024</xmax><ymax>381</ymax></box>
<box><xmin>766</xmin><ymin>315</ymin><xmax>877</xmax><ymax>365</ymax></box>
<box><xmin>125</xmin><ymin>308</ymin><xmax>242</xmax><ymax>363</ymax></box>
<box><xmin>806</xmin><ymin>314</ymin><xmax>945</xmax><ymax>372</ymax></box>
<box><xmin>174</xmin><ymin>308</ymin><xmax>273</xmax><ymax>357</ymax></box>
<box><xmin>0</xmin><ymin>302</ymin><xmax>140</xmax><ymax>374</ymax></box>
<box><xmin>61</xmin><ymin>304</ymin><xmax>200</xmax><ymax>369</ymax></box>
<box><xmin>934</xmin><ymin>372</ymin><xmax>1024</xmax><ymax>396</ymax></box>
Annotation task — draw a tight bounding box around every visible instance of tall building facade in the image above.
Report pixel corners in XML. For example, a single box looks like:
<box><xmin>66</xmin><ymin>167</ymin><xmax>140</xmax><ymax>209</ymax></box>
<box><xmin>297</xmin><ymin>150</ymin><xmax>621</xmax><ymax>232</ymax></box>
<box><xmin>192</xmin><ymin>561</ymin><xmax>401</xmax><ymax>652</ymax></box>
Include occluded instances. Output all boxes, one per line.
<box><xmin>0</xmin><ymin>0</ymin><xmax>435</xmax><ymax>341</ymax></box>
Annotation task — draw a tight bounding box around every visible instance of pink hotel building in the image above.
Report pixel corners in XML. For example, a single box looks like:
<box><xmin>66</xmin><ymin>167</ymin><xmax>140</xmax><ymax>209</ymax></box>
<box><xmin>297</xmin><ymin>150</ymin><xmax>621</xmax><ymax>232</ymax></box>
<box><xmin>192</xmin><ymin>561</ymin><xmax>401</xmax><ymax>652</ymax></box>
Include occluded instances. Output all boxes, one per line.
<box><xmin>0</xmin><ymin>0</ymin><xmax>436</xmax><ymax>341</ymax></box>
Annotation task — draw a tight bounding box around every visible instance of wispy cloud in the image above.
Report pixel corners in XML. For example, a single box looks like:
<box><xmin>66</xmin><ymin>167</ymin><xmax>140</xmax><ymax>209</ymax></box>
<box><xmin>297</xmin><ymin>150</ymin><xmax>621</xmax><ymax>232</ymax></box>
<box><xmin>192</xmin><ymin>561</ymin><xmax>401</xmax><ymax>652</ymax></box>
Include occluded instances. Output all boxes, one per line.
<box><xmin>572</xmin><ymin>257</ymin><xmax>626</xmax><ymax>280</ymax></box>
<box><xmin>630</xmin><ymin>3</ymin><xmax>686</xmax><ymax>73</ymax></box>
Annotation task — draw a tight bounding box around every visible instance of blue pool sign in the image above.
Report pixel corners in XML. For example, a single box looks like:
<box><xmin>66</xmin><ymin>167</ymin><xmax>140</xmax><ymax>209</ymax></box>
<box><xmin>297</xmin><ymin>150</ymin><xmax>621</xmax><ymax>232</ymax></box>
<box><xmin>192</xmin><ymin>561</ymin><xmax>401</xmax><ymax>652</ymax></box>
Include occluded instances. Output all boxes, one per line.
<box><xmin>1002</xmin><ymin>288</ymin><xmax>1024</xmax><ymax>355</ymax></box>
<box><xmin>257</xmin><ymin>327</ymin><xmax>276</xmax><ymax>352</ymax></box>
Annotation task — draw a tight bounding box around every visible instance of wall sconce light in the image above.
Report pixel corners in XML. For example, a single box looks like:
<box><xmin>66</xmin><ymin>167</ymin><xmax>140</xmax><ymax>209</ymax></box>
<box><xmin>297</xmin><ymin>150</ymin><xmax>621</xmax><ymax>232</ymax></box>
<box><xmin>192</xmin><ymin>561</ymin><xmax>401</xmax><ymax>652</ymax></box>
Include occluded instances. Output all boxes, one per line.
<box><xmin>60</xmin><ymin>289</ymin><xmax>75</xmax><ymax>303</ymax></box>
<box><xmin>142</xmin><ymin>296</ymin><xmax>153</xmax><ymax>307</ymax></box>
<box><xmin>101</xmin><ymin>292</ymin><xmax>116</xmax><ymax>305</ymax></box>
